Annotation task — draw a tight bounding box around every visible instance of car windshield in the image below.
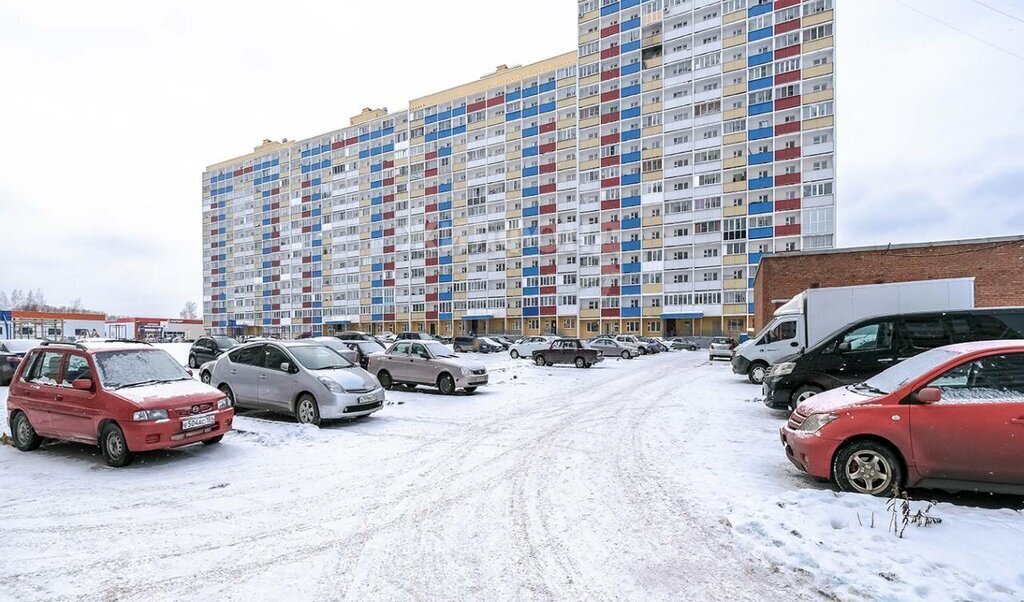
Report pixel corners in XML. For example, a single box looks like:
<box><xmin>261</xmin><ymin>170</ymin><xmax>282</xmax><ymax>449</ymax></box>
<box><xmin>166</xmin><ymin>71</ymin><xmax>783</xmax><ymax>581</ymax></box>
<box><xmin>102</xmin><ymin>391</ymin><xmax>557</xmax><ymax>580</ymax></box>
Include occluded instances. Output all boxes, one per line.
<box><xmin>94</xmin><ymin>349</ymin><xmax>192</xmax><ymax>389</ymax></box>
<box><xmin>3</xmin><ymin>339</ymin><xmax>42</xmax><ymax>353</ymax></box>
<box><xmin>358</xmin><ymin>341</ymin><xmax>385</xmax><ymax>354</ymax></box>
<box><xmin>214</xmin><ymin>337</ymin><xmax>239</xmax><ymax>349</ymax></box>
<box><xmin>425</xmin><ymin>342</ymin><xmax>456</xmax><ymax>358</ymax></box>
<box><xmin>861</xmin><ymin>348</ymin><xmax>966</xmax><ymax>394</ymax></box>
<box><xmin>289</xmin><ymin>344</ymin><xmax>353</xmax><ymax>370</ymax></box>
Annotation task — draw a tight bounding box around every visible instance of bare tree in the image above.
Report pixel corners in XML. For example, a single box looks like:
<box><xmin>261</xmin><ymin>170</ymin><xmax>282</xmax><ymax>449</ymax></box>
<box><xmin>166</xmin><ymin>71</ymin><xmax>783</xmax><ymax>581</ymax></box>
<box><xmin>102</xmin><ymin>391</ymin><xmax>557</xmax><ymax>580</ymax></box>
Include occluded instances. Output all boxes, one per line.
<box><xmin>9</xmin><ymin>290</ymin><xmax>23</xmax><ymax>308</ymax></box>
<box><xmin>0</xmin><ymin>290</ymin><xmax>8</xmax><ymax>308</ymax></box>
<box><xmin>70</xmin><ymin>298</ymin><xmax>83</xmax><ymax>311</ymax></box>
<box><xmin>180</xmin><ymin>301</ymin><xmax>198</xmax><ymax>320</ymax></box>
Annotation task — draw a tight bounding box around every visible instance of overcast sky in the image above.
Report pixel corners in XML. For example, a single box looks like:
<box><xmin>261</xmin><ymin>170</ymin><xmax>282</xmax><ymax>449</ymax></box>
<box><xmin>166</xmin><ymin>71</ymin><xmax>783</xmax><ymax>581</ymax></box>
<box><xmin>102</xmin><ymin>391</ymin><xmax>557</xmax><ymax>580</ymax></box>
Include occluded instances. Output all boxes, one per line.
<box><xmin>1</xmin><ymin>0</ymin><xmax>1022</xmax><ymax>316</ymax></box>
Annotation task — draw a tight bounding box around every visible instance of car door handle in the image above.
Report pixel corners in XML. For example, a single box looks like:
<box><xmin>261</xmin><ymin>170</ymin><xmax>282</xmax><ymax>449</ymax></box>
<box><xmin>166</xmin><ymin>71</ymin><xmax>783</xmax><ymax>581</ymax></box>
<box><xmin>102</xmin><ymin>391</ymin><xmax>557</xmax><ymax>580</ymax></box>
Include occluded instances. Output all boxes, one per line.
<box><xmin>878</xmin><ymin>358</ymin><xmax>895</xmax><ymax>363</ymax></box>
<box><xmin>55</xmin><ymin>394</ymin><xmax>63</xmax><ymax>401</ymax></box>
<box><xmin>1012</xmin><ymin>418</ymin><xmax>1024</xmax><ymax>425</ymax></box>
<box><xmin>259</xmin><ymin>374</ymin><xmax>267</xmax><ymax>379</ymax></box>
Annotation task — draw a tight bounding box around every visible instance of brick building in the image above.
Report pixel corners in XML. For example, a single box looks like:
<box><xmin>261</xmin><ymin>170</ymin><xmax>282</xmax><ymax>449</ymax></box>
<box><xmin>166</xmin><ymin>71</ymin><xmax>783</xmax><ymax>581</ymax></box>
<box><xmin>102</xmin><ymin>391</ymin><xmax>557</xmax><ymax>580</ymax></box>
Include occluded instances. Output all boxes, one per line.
<box><xmin>752</xmin><ymin>235</ymin><xmax>1024</xmax><ymax>331</ymax></box>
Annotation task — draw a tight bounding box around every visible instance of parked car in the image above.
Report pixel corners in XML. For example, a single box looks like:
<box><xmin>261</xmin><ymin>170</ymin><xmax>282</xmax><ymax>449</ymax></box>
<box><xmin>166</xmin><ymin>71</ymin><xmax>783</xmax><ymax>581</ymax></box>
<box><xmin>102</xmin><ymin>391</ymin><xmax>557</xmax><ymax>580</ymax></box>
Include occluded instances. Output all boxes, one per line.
<box><xmin>637</xmin><ymin>337</ymin><xmax>667</xmax><ymax>353</ymax></box>
<box><xmin>378</xmin><ymin>331</ymin><xmax>398</xmax><ymax>344</ymax></box>
<box><xmin>480</xmin><ymin>336</ymin><xmax>509</xmax><ymax>351</ymax></box>
<box><xmin>368</xmin><ymin>340</ymin><xmax>488</xmax><ymax>394</ymax></box>
<box><xmin>210</xmin><ymin>340</ymin><xmax>384</xmax><ymax>425</ymax></box>
<box><xmin>732</xmin><ymin>278</ymin><xmax>975</xmax><ymax>385</ymax></box>
<box><xmin>188</xmin><ymin>336</ymin><xmax>239</xmax><ymax>369</ymax></box>
<box><xmin>763</xmin><ymin>308</ymin><xmax>1024</xmax><ymax>411</ymax></box>
<box><xmin>6</xmin><ymin>341</ymin><xmax>233</xmax><ymax>467</ymax></box>
<box><xmin>508</xmin><ymin>335</ymin><xmax>559</xmax><ymax>359</ymax></box>
<box><xmin>198</xmin><ymin>359</ymin><xmax>216</xmax><ymax>385</ymax></box>
<box><xmin>397</xmin><ymin>332</ymin><xmax>435</xmax><ymax>341</ymax></box>
<box><xmin>614</xmin><ymin>335</ymin><xmax>650</xmax><ymax>355</ymax></box>
<box><xmin>0</xmin><ymin>339</ymin><xmax>44</xmax><ymax>386</ymax></box>
<box><xmin>452</xmin><ymin>335</ymin><xmax>503</xmax><ymax>353</ymax></box>
<box><xmin>667</xmin><ymin>337</ymin><xmax>700</xmax><ymax>351</ymax></box>
<box><xmin>312</xmin><ymin>336</ymin><xmax>360</xmax><ymax>364</ymax></box>
<box><xmin>781</xmin><ymin>340</ymin><xmax>1024</xmax><ymax>497</ymax></box>
<box><xmin>338</xmin><ymin>340</ymin><xmax>387</xmax><ymax>370</ymax></box>
<box><xmin>586</xmin><ymin>336</ymin><xmax>640</xmax><ymax>359</ymax></box>
<box><xmin>708</xmin><ymin>337</ymin><xmax>737</xmax><ymax>361</ymax></box>
<box><xmin>532</xmin><ymin>339</ymin><xmax>603</xmax><ymax>368</ymax></box>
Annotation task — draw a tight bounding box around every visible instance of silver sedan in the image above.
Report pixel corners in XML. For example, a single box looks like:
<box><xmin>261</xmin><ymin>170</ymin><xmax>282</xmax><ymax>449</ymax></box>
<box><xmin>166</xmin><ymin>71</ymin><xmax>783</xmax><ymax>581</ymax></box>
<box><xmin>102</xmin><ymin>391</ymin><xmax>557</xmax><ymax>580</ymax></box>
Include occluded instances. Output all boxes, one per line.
<box><xmin>209</xmin><ymin>340</ymin><xmax>385</xmax><ymax>425</ymax></box>
<box><xmin>367</xmin><ymin>340</ymin><xmax>488</xmax><ymax>394</ymax></box>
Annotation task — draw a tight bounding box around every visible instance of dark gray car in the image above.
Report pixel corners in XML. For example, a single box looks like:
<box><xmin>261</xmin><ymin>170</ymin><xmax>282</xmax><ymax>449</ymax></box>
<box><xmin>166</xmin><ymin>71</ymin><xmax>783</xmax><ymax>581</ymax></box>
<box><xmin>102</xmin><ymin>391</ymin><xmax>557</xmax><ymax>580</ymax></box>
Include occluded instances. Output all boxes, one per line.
<box><xmin>210</xmin><ymin>341</ymin><xmax>384</xmax><ymax>425</ymax></box>
<box><xmin>188</xmin><ymin>336</ymin><xmax>239</xmax><ymax>369</ymax></box>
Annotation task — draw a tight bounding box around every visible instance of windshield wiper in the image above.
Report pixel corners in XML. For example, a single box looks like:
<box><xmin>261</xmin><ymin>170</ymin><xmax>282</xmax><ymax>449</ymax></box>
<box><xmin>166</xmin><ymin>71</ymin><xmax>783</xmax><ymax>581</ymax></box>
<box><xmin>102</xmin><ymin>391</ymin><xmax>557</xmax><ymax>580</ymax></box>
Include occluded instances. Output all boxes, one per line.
<box><xmin>316</xmin><ymin>365</ymin><xmax>351</xmax><ymax>370</ymax></box>
<box><xmin>851</xmin><ymin>382</ymin><xmax>887</xmax><ymax>395</ymax></box>
<box><xmin>115</xmin><ymin>378</ymin><xmax>188</xmax><ymax>390</ymax></box>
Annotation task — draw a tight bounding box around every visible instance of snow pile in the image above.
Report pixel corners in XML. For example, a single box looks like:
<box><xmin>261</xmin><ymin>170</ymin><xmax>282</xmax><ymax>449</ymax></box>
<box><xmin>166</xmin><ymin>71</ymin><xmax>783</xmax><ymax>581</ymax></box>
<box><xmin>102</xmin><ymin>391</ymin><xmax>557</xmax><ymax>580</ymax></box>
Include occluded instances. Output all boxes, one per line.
<box><xmin>728</xmin><ymin>489</ymin><xmax>1024</xmax><ymax>600</ymax></box>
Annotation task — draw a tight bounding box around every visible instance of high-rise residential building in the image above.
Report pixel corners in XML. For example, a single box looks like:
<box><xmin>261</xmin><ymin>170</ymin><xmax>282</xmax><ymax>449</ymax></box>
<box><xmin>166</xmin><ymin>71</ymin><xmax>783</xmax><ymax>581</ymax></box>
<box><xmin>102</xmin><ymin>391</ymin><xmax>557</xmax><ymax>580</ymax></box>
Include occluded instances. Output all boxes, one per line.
<box><xmin>203</xmin><ymin>0</ymin><xmax>835</xmax><ymax>340</ymax></box>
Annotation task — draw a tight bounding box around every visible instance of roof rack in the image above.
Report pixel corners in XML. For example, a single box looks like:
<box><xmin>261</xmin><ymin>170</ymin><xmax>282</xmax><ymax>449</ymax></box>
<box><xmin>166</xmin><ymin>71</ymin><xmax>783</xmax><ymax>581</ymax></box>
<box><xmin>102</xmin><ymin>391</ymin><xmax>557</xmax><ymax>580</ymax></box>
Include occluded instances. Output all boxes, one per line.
<box><xmin>39</xmin><ymin>341</ymin><xmax>88</xmax><ymax>350</ymax></box>
<box><xmin>99</xmin><ymin>339</ymin><xmax>152</xmax><ymax>346</ymax></box>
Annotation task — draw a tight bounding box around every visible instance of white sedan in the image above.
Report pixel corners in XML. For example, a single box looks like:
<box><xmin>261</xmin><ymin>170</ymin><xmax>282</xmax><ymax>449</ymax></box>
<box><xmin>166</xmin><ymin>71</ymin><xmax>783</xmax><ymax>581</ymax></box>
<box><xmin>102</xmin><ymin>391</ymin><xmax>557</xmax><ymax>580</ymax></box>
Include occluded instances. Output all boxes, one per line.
<box><xmin>507</xmin><ymin>335</ymin><xmax>559</xmax><ymax>359</ymax></box>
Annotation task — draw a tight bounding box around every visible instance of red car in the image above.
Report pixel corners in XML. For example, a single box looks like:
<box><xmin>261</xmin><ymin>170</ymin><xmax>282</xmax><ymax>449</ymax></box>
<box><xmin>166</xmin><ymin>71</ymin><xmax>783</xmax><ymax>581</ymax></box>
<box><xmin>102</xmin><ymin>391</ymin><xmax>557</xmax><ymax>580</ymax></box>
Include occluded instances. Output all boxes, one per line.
<box><xmin>781</xmin><ymin>340</ymin><xmax>1024</xmax><ymax>496</ymax></box>
<box><xmin>6</xmin><ymin>341</ymin><xmax>233</xmax><ymax>467</ymax></box>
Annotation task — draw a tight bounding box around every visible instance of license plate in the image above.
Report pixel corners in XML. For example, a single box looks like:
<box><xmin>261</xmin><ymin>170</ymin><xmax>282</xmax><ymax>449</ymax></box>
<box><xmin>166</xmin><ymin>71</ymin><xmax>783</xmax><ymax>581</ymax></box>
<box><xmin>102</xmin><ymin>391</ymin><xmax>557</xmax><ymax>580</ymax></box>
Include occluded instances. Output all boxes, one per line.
<box><xmin>359</xmin><ymin>392</ymin><xmax>380</xmax><ymax>403</ymax></box>
<box><xmin>182</xmin><ymin>414</ymin><xmax>215</xmax><ymax>431</ymax></box>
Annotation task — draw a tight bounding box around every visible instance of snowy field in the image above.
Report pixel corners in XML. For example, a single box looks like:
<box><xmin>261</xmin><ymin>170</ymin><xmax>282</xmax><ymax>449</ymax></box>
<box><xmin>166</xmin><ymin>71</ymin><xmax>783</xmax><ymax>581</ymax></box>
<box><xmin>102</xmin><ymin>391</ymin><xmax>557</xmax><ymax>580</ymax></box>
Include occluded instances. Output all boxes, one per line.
<box><xmin>1</xmin><ymin>348</ymin><xmax>1023</xmax><ymax>601</ymax></box>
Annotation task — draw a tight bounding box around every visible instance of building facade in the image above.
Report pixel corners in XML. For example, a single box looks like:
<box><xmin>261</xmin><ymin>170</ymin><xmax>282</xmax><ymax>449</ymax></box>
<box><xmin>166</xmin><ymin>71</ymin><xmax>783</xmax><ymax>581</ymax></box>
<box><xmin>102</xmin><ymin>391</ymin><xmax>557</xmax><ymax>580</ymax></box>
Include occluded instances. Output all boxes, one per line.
<box><xmin>106</xmin><ymin>318</ymin><xmax>205</xmax><ymax>341</ymax></box>
<box><xmin>753</xmin><ymin>236</ymin><xmax>1024</xmax><ymax>331</ymax></box>
<box><xmin>203</xmin><ymin>0</ymin><xmax>836</xmax><ymax>339</ymax></box>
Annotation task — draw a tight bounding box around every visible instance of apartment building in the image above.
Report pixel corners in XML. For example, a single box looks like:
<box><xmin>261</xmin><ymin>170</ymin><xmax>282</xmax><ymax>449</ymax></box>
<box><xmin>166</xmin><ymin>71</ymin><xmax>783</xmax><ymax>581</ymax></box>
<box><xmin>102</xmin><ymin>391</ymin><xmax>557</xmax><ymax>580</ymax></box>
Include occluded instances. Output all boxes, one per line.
<box><xmin>203</xmin><ymin>0</ymin><xmax>836</xmax><ymax>340</ymax></box>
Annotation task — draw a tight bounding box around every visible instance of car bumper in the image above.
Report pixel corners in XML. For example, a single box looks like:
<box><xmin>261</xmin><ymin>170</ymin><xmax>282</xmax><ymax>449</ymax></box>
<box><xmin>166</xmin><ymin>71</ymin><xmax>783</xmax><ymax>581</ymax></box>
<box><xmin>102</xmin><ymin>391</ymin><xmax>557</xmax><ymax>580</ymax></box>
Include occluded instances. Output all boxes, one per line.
<box><xmin>456</xmin><ymin>373</ymin><xmax>489</xmax><ymax>388</ymax></box>
<box><xmin>780</xmin><ymin>426</ymin><xmax>841</xmax><ymax>480</ymax></box>
<box><xmin>709</xmin><ymin>349</ymin><xmax>733</xmax><ymax>358</ymax></box>
<box><xmin>123</xmin><ymin>408</ymin><xmax>234</xmax><ymax>452</ymax></box>
<box><xmin>0</xmin><ymin>364</ymin><xmax>14</xmax><ymax>385</ymax></box>
<box><xmin>731</xmin><ymin>354</ymin><xmax>750</xmax><ymax>375</ymax></box>
<box><xmin>320</xmin><ymin>387</ymin><xmax>386</xmax><ymax>419</ymax></box>
<box><xmin>762</xmin><ymin>377</ymin><xmax>794</xmax><ymax>410</ymax></box>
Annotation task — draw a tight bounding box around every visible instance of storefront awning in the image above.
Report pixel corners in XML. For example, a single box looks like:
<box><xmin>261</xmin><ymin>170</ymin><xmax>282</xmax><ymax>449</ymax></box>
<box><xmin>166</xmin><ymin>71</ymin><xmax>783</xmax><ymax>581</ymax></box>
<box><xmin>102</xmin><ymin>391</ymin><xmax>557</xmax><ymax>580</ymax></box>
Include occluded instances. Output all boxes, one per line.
<box><xmin>660</xmin><ymin>312</ymin><xmax>704</xmax><ymax>320</ymax></box>
<box><xmin>460</xmin><ymin>315</ymin><xmax>493</xmax><ymax>320</ymax></box>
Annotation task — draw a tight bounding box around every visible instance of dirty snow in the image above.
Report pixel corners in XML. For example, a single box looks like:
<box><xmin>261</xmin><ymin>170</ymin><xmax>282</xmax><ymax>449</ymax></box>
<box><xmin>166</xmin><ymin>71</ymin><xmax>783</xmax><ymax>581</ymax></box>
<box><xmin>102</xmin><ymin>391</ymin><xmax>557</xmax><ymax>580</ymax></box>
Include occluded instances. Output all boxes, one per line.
<box><xmin>1</xmin><ymin>351</ymin><xmax>1022</xmax><ymax>601</ymax></box>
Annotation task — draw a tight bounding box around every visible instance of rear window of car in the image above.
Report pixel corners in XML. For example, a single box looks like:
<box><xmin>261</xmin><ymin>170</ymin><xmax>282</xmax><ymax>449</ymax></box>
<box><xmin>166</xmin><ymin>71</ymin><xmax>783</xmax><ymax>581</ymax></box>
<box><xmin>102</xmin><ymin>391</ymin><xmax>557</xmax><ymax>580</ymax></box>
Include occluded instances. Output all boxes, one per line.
<box><xmin>3</xmin><ymin>340</ymin><xmax>42</xmax><ymax>354</ymax></box>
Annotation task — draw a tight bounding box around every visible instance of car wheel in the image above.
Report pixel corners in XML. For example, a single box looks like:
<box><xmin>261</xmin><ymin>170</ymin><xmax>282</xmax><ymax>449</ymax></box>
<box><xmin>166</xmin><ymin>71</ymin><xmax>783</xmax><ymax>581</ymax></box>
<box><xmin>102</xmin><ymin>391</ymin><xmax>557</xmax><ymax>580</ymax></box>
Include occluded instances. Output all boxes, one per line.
<box><xmin>438</xmin><ymin>373</ymin><xmax>456</xmax><ymax>395</ymax></box>
<box><xmin>534</xmin><ymin>354</ymin><xmax>546</xmax><ymax>366</ymax></box>
<box><xmin>295</xmin><ymin>394</ymin><xmax>321</xmax><ymax>426</ymax></box>
<box><xmin>188</xmin><ymin>354</ymin><xmax>199</xmax><ymax>369</ymax></box>
<box><xmin>11</xmin><ymin>412</ymin><xmax>41</xmax><ymax>452</ymax></box>
<box><xmin>833</xmin><ymin>440</ymin><xmax>903</xmax><ymax>497</ymax></box>
<box><xmin>791</xmin><ymin>385</ymin><xmax>822</xmax><ymax>411</ymax></box>
<box><xmin>202</xmin><ymin>434</ymin><xmax>224</xmax><ymax>445</ymax></box>
<box><xmin>510</xmin><ymin>349</ymin><xmax>520</xmax><ymax>359</ymax></box>
<box><xmin>638</xmin><ymin>347</ymin><xmax>647</xmax><ymax>356</ymax></box>
<box><xmin>748</xmin><ymin>362</ymin><xmax>768</xmax><ymax>385</ymax></box>
<box><xmin>377</xmin><ymin>370</ymin><xmax>394</xmax><ymax>390</ymax></box>
<box><xmin>464</xmin><ymin>386</ymin><xmax>478</xmax><ymax>394</ymax></box>
<box><xmin>454</xmin><ymin>345</ymin><xmax>463</xmax><ymax>353</ymax></box>
<box><xmin>101</xmin><ymin>424</ymin><xmax>133</xmax><ymax>468</ymax></box>
<box><xmin>620</xmin><ymin>350</ymin><xmax>629</xmax><ymax>359</ymax></box>
<box><xmin>574</xmin><ymin>356</ymin><xmax>586</xmax><ymax>369</ymax></box>
<box><xmin>219</xmin><ymin>384</ymin><xmax>236</xmax><ymax>408</ymax></box>
<box><xmin>201</xmin><ymin>371</ymin><xmax>212</xmax><ymax>385</ymax></box>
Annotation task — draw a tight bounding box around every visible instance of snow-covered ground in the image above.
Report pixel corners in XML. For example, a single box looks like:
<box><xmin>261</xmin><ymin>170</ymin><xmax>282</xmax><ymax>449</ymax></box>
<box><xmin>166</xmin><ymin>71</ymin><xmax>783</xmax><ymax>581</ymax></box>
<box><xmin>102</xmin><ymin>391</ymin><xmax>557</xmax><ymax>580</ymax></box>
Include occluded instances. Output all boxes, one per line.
<box><xmin>1</xmin><ymin>350</ymin><xmax>1022</xmax><ymax>600</ymax></box>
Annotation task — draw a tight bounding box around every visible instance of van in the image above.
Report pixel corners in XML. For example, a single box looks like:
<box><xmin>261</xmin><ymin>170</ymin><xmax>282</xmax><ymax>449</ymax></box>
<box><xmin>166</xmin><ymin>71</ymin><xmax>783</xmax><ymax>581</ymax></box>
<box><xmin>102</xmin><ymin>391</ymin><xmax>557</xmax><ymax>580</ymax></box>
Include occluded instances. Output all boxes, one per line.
<box><xmin>761</xmin><ymin>308</ymin><xmax>1024</xmax><ymax>411</ymax></box>
<box><xmin>732</xmin><ymin>278</ymin><xmax>975</xmax><ymax>384</ymax></box>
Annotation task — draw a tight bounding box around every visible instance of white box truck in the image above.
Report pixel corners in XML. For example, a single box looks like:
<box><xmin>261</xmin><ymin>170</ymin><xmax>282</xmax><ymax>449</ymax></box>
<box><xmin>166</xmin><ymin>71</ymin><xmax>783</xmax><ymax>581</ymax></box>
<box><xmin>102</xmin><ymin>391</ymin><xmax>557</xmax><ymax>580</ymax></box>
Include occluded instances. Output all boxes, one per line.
<box><xmin>732</xmin><ymin>278</ymin><xmax>975</xmax><ymax>384</ymax></box>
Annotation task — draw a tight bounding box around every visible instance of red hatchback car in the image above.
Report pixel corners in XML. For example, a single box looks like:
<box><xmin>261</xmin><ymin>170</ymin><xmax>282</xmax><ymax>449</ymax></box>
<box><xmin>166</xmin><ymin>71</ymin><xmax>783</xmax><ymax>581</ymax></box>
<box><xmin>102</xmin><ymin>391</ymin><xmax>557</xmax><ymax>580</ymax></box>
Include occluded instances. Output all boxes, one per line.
<box><xmin>781</xmin><ymin>340</ymin><xmax>1024</xmax><ymax>496</ymax></box>
<box><xmin>6</xmin><ymin>341</ymin><xmax>233</xmax><ymax>467</ymax></box>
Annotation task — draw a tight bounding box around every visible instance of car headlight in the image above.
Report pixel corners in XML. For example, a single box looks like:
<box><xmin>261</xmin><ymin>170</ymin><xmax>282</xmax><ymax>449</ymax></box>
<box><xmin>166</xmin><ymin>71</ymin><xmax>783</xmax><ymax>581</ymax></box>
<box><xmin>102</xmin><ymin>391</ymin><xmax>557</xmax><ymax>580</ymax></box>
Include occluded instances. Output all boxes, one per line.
<box><xmin>132</xmin><ymin>409</ymin><xmax>169</xmax><ymax>421</ymax></box>
<box><xmin>319</xmin><ymin>376</ymin><xmax>346</xmax><ymax>393</ymax></box>
<box><xmin>797</xmin><ymin>413</ymin><xmax>838</xmax><ymax>433</ymax></box>
<box><xmin>217</xmin><ymin>397</ymin><xmax>231</xmax><ymax>410</ymax></box>
<box><xmin>771</xmin><ymin>362</ymin><xmax>796</xmax><ymax>376</ymax></box>
<box><xmin>460</xmin><ymin>366</ymin><xmax>472</xmax><ymax>376</ymax></box>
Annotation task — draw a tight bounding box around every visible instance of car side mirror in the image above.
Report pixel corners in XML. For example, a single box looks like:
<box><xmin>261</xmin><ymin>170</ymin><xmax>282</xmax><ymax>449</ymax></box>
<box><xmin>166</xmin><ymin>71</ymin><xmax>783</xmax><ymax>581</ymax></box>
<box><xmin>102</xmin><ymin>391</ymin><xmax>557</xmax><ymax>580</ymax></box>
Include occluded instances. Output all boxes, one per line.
<box><xmin>837</xmin><ymin>341</ymin><xmax>852</xmax><ymax>353</ymax></box>
<box><xmin>72</xmin><ymin>378</ymin><xmax>93</xmax><ymax>391</ymax></box>
<box><xmin>915</xmin><ymin>387</ymin><xmax>942</xmax><ymax>404</ymax></box>
<box><xmin>280</xmin><ymin>362</ymin><xmax>291</xmax><ymax>372</ymax></box>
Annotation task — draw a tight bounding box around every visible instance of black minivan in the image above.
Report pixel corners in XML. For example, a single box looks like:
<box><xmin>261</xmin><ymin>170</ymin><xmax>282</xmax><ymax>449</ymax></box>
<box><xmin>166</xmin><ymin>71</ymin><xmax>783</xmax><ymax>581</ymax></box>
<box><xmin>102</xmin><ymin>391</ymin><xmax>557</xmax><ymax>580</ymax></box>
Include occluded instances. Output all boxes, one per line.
<box><xmin>762</xmin><ymin>308</ymin><xmax>1024</xmax><ymax>411</ymax></box>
